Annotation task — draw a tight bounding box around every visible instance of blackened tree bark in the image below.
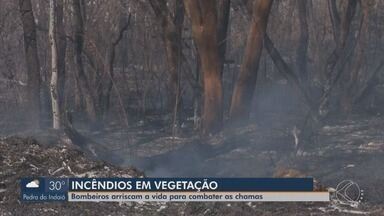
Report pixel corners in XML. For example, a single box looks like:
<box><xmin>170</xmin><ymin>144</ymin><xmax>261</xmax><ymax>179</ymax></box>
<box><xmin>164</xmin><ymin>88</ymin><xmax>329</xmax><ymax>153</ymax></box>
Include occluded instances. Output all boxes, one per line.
<box><xmin>229</xmin><ymin>0</ymin><xmax>273</xmax><ymax>123</ymax></box>
<box><xmin>217</xmin><ymin>0</ymin><xmax>231</xmax><ymax>74</ymax></box>
<box><xmin>57</xmin><ymin>0</ymin><xmax>66</xmax><ymax>114</ymax></box>
<box><xmin>264</xmin><ymin>35</ymin><xmax>314</xmax><ymax>109</ymax></box>
<box><xmin>184</xmin><ymin>0</ymin><xmax>223</xmax><ymax>135</ymax></box>
<box><xmin>18</xmin><ymin>0</ymin><xmax>41</xmax><ymax>128</ymax></box>
<box><xmin>72</xmin><ymin>0</ymin><xmax>98</xmax><ymax>125</ymax></box>
<box><xmin>318</xmin><ymin>0</ymin><xmax>357</xmax><ymax>117</ymax></box>
<box><xmin>149</xmin><ymin>0</ymin><xmax>184</xmax><ymax>120</ymax></box>
<box><xmin>340</xmin><ymin>0</ymin><xmax>370</xmax><ymax>112</ymax></box>
<box><xmin>100</xmin><ymin>18</ymin><xmax>131</xmax><ymax>122</ymax></box>
<box><xmin>328</xmin><ymin>0</ymin><xmax>340</xmax><ymax>43</ymax></box>
<box><xmin>296</xmin><ymin>0</ymin><xmax>309</xmax><ymax>83</ymax></box>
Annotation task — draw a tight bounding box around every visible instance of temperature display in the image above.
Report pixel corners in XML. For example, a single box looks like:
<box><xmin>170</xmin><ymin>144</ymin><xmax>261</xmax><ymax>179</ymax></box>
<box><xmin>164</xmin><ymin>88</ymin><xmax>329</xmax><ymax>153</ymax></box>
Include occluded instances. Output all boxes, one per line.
<box><xmin>48</xmin><ymin>180</ymin><xmax>67</xmax><ymax>191</ymax></box>
<box><xmin>21</xmin><ymin>178</ymin><xmax>68</xmax><ymax>202</ymax></box>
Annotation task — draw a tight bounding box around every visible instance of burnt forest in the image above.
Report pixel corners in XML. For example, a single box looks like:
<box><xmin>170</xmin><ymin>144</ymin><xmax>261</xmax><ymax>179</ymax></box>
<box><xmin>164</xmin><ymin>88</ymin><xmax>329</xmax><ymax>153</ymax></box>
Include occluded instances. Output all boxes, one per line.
<box><xmin>1</xmin><ymin>0</ymin><xmax>384</xmax><ymax>215</ymax></box>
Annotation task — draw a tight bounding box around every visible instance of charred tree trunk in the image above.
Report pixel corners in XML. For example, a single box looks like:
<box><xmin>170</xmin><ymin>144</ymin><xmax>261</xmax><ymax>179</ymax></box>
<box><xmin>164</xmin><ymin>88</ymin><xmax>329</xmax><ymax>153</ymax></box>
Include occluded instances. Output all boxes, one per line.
<box><xmin>265</xmin><ymin>34</ymin><xmax>318</xmax><ymax>147</ymax></box>
<box><xmin>296</xmin><ymin>0</ymin><xmax>309</xmax><ymax>84</ymax></box>
<box><xmin>328</xmin><ymin>0</ymin><xmax>340</xmax><ymax>43</ymax></box>
<box><xmin>99</xmin><ymin>46</ymin><xmax>115</xmax><ymax>122</ymax></box>
<box><xmin>229</xmin><ymin>0</ymin><xmax>273</xmax><ymax>123</ymax></box>
<box><xmin>101</xmin><ymin>18</ymin><xmax>131</xmax><ymax>122</ymax></box>
<box><xmin>184</xmin><ymin>0</ymin><xmax>223</xmax><ymax>135</ymax></box>
<box><xmin>318</xmin><ymin>0</ymin><xmax>357</xmax><ymax>117</ymax></box>
<box><xmin>72</xmin><ymin>0</ymin><xmax>98</xmax><ymax>125</ymax></box>
<box><xmin>217</xmin><ymin>0</ymin><xmax>231</xmax><ymax>74</ymax></box>
<box><xmin>264</xmin><ymin>35</ymin><xmax>314</xmax><ymax>109</ymax></box>
<box><xmin>57</xmin><ymin>0</ymin><xmax>66</xmax><ymax>115</ymax></box>
<box><xmin>340</xmin><ymin>0</ymin><xmax>370</xmax><ymax>113</ymax></box>
<box><xmin>18</xmin><ymin>0</ymin><xmax>41</xmax><ymax>128</ymax></box>
<box><xmin>354</xmin><ymin>60</ymin><xmax>384</xmax><ymax>105</ymax></box>
<box><xmin>149</xmin><ymin>0</ymin><xmax>185</xmax><ymax>122</ymax></box>
<box><xmin>49</xmin><ymin>0</ymin><xmax>60</xmax><ymax>129</ymax></box>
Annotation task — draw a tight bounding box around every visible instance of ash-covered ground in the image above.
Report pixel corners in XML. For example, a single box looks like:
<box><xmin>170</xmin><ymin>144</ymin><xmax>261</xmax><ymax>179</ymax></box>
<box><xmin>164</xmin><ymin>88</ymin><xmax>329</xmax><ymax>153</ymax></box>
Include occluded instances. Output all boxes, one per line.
<box><xmin>1</xmin><ymin>113</ymin><xmax>384</xmax><ymax>215</ymax></box>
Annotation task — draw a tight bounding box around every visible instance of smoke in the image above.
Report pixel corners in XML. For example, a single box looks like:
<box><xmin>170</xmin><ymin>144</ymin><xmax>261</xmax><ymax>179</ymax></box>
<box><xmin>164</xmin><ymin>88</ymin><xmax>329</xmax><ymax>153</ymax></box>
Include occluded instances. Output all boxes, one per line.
<box><xmin>106</xmin><ymin>80</ymin><xmax>304</xmax><ymax>177</ymax></box>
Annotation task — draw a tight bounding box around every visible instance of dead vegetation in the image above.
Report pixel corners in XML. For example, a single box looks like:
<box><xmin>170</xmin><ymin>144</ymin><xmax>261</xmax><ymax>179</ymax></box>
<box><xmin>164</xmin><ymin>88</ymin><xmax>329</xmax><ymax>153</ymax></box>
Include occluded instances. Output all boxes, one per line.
<box><xmin>2</xmin><ymin>112</ymin><xmax>384</xmax><ymax>215</ymax></box>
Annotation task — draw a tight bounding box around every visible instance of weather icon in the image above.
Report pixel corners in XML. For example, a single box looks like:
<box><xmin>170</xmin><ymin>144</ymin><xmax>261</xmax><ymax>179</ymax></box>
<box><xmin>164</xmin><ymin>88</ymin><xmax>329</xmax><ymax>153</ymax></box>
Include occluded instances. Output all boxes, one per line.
<box><xmin>26</xmin><ymin>179</ymin><xmax>40</xmax><ymax>188</ymax></box>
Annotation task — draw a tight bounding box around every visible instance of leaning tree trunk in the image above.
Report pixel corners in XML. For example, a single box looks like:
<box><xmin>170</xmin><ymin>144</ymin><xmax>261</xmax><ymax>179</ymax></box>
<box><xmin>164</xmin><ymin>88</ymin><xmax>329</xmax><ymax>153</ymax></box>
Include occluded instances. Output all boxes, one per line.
<box><xmin>318</xmin><ymin>0</ymin><xmax>357</xmax><ymax>117</ymax></box>
<box><xmin>229</xmin><ymin>0</ymin><xmax>273</xmax><ymax>123</ymax></box>
<box><xmin>18</xmin><ymin>0</ymin><xmax>41</xmax><ymax>128</ymax></box>
<box><xmin>49</xmin><ymin>0</ymin><xmax>61</xmax><ymax>129</ymax></box>
<box><xmin>184</xmin><ymin>0</ymin><xmax>223</xmax><ymax>135</ymax></box>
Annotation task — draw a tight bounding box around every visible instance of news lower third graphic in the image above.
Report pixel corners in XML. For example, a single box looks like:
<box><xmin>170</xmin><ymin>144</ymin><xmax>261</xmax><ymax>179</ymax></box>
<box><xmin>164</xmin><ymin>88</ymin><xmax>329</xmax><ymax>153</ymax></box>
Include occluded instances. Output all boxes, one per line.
<box><xmin>21</xmin><ymin>178</ymin><xmax>68</xmax><ymax>202</ymax></box>
<box><xmin>20</xmin><ymin>178</ymin><xmax>330</xmax><ymax>202</ymax></box>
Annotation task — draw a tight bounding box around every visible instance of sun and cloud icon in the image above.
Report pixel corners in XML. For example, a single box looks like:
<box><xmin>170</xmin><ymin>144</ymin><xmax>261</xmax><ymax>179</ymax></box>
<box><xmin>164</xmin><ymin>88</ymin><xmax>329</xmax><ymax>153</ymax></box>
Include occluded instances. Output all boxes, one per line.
<box><xmin>26</xmin><ymin>179</ymin><xmax>40</xmax><ymax>188</ymax></box>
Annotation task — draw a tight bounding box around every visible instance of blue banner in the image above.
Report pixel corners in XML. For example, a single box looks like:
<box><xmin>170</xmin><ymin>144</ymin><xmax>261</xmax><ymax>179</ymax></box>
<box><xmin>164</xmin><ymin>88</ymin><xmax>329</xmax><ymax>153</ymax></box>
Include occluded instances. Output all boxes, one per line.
<box><xmin>20</xmin><ymin>177</ymin><xmax>314</xmax><ymax>202</ymax></box>
<box><xmin>69</xmin><ymin>178</ymin><xmax>313</xmax><ymax>192</ymax></box>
